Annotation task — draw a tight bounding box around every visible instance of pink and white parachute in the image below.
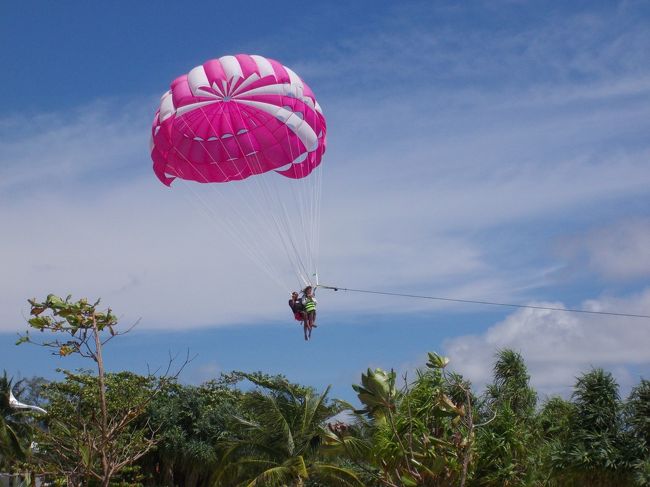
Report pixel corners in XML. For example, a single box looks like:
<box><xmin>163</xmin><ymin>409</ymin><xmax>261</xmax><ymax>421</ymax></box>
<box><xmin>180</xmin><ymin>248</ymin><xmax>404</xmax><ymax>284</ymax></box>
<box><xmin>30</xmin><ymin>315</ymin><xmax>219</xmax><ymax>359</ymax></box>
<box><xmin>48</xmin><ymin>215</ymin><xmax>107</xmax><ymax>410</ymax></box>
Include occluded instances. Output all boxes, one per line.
<box><xmin>151</xmin><ymin>54</ymin><xmax>326</xmax><ymax>186</ymax></box>
<box><xmin>150</xmin><ymin>55</ymin><xmax>327</xmax><ymax>289</ymax></box>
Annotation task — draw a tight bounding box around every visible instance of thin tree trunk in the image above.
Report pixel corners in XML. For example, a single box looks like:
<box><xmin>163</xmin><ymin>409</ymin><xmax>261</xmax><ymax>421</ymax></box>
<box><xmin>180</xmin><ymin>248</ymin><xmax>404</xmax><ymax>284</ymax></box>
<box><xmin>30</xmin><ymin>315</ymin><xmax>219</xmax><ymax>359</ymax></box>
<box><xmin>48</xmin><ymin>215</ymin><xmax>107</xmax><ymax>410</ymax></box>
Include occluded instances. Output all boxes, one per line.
<box><xmin>459</xmin><ymin>388</ymin><xmax>474</xmax><ymax>487</ymax></box>
<box><xmin>92</xmin><ymin>315</ymin><xmax>110</xmax><ymax>487</ymax></box>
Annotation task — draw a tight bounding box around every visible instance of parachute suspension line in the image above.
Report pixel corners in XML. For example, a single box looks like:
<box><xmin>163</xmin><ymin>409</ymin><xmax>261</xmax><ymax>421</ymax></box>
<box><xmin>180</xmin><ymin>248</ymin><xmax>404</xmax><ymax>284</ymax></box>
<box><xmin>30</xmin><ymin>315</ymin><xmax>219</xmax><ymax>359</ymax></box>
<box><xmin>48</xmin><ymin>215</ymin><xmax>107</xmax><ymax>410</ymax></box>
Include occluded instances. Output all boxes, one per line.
<box><xmin>203</xmin><ymin>102</ymin><xmax>313</xmax><ymax>289</ymax></box>
<box><xmin>266</xmin><ymin>107</ymin><xmax>315</xmax><ymax>286</ymax></box>
<box><xmin>227</xmin><ymin>103</ymin><xmax>312</xmax><ymax>287</ymax></box>
<box><xmin>302</xmin><ymin>106</ymin><xmax>322</xmax><ymax>286</ymax></box>
<box><xmin>167</xmin><ymin>127</ymin><xmax>290</xmax><ymax>289</ymax></box>
<box><xmin>188</xmin><ymin>104</ymin><xmax>301</xmax><ymax>290</ymax></box>
<box><xmin>309</xmin><ymin>106</ymin><xmax>323</xmax><ymax>284</ymax></box>
<box><xmin>312</xmin><ymin>158</ymin><xmax>323</xmax><ymax>285</ymax></box>
<box><xmin>281</xmin><ymin>100</ymin><xmax>323</xmax><ymax>287</ymax></box>
<box><xmin>173</xmin><ymin>111</ymin><xmax>292</xmax><ymax>290</ymax></box>
<box><xmin>275</xmin><ymin>105</ymin><xmax>316</xmax><ymax>285</ymax></box>
<box><xmin>209</xmin><ymin>103</ymin><xmax>301</xmax><ymax>286</ymax></box>
<box><xmin>176</xmin><ymin>178</ymin><xmax>287</xmax><ymax>289</ymax></box>
<box><xmin>229</xmin><ymin>101</ymin><xmax>319</xmax><ymax>288</ymax></box>
<box><xmin>307</xmin><ymin>163</ymin><xmax>320</xmax><ymax>286</ymax></box>
<box><xmin>318</xmin><ymin>286</ymin><xmax>650</xmax><ymax>319</ymax></box>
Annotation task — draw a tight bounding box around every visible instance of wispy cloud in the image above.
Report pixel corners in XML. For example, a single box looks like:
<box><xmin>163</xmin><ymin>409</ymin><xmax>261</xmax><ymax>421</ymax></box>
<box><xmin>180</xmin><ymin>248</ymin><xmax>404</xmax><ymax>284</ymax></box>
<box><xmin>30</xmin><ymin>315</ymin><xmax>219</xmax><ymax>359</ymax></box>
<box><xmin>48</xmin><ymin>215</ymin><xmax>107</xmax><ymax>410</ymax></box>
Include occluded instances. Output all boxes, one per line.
<box><xmin>297</xmin><ymin>1</ymin><xmax>650</xmax><ymax>96</ymax></box>
<box><xmin>556</xmin><ymin>218</ymin><xmax>650</xmax><ymax>280</ymax></box>
<box><xmin>0</xmin><ymin>99</ymin><xmax>150</xmax><ymax>195</ymax></box>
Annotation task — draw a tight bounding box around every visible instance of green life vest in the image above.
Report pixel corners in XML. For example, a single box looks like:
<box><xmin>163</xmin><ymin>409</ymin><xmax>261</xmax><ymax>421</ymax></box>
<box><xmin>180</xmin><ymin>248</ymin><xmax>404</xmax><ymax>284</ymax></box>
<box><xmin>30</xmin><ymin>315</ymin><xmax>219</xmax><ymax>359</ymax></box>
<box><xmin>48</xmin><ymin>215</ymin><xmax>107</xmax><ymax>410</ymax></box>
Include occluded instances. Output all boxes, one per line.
<box><xmin>304</xmin><ymin>298</ymin><xmax>316</xmax><ymax>312</ymax></box>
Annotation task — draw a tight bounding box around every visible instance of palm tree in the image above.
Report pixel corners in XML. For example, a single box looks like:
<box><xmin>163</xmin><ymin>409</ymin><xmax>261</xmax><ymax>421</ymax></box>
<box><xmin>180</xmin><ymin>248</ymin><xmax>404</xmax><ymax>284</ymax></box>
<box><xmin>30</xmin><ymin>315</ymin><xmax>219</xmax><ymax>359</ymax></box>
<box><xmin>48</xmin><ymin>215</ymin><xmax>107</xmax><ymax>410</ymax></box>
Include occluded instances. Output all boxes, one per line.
<box><xmin>215</xmin><ymin>373</ymin><xmax>363</xmax><ymax>487</ymax></box>
<box><xmin>0</xmin><ymin>373</ymin><xmax>31</xmax><ymax>473</ymax></box>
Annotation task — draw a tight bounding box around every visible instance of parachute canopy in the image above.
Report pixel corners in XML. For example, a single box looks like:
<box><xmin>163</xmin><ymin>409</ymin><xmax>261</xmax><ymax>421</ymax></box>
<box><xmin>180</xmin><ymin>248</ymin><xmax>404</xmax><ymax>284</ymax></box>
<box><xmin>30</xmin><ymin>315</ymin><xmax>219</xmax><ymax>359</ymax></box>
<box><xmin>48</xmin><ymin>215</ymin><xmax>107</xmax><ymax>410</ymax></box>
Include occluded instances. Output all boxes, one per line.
<box><xmin>150</xmin><ymin>55</ymin><xmax>327</xmax><ymax>290</ymax></box>
<box><xmin>151</xmin><ymin>54</ymin><xmax>327</xmax><ymax>186</ymax></box>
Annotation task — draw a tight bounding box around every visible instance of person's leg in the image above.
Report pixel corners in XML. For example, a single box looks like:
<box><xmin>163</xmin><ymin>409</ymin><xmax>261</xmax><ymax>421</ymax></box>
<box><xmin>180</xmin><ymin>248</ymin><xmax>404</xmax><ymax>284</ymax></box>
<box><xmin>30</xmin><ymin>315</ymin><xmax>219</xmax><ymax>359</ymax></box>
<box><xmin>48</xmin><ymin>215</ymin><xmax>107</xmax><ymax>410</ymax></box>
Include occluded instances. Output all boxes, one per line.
<box><xmin>301</xmin><ymin>312</ymin><xmax>308</xmax><ymax>340</ymax></box>
<box><xmin>307</xmin><ymin>311</ymin><xmax>315</xmax><ymax>338</ymax></box>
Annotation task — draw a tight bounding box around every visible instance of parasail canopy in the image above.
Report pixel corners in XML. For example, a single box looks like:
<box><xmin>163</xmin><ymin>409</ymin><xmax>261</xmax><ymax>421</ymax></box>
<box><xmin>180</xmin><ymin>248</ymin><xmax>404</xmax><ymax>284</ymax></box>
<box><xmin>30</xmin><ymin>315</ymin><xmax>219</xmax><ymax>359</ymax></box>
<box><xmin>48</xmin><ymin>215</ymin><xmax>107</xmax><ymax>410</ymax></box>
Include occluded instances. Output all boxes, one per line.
<box><xmin>150</xmin><ymin>55</ymin><xmax>327</xmax><ymax>290</ymax></box>
<box><xmin>151</xmin><ymin>54</ymin><xmax>327</xmax><ymax>186</ymax></box>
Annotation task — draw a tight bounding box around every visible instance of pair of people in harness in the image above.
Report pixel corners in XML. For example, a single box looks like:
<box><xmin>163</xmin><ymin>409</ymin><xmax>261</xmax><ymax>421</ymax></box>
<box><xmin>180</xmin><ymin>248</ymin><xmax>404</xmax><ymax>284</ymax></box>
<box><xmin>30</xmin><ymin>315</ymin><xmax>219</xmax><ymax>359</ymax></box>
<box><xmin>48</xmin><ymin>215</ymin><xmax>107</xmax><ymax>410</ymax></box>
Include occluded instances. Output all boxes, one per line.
<box><xmin>289</xmin><ymin>286</ymin><xmax>317</xmax><ymax>341</ymax></box>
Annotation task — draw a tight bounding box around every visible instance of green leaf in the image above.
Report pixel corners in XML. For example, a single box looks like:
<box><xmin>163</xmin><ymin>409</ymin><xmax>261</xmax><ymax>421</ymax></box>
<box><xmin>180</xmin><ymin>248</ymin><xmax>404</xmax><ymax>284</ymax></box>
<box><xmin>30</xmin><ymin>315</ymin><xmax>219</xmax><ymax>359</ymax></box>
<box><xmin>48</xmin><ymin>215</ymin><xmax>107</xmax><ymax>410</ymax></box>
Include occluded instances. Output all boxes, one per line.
<box><xmin>426</xmin><ymin>352</ymin><xmax>450</xmax><ymax>369</ymax></box>
<box><xmin>400</xmin><ymin>473</ymin><xmax>418</xmax><ymax>486</ymax></box>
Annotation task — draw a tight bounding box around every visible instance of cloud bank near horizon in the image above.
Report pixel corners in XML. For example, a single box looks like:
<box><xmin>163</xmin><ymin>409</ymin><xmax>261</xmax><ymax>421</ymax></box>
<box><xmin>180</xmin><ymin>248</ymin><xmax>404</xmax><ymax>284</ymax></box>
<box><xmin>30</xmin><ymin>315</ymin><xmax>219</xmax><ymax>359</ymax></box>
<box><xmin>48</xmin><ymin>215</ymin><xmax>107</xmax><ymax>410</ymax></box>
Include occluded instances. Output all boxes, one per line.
<box><xmin>445</xmin><ymin>288</ymin><xmax>650</xmax><ymax>398</ymax></box>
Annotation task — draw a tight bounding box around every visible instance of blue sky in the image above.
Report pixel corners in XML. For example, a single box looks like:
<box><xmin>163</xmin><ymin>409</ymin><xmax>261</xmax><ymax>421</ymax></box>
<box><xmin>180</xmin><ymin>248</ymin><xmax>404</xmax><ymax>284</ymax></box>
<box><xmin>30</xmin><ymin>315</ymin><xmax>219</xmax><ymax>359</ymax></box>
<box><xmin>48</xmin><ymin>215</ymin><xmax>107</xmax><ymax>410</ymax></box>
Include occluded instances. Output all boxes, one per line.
<box><xmin>2</xmin><ymin>0</ymin><xmax>650</xmax><ymax>403</ymax></box>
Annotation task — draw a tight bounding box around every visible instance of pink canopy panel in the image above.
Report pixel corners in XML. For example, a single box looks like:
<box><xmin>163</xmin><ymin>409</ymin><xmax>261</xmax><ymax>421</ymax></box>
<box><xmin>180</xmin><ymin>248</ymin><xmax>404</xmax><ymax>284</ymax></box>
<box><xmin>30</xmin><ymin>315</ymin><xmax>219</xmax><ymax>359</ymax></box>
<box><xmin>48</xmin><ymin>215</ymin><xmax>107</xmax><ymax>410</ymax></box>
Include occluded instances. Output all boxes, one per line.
<box><xmin>151</xmin><ymin>54</ymin><xmax>327</xmax><ymax>186</ymax></box>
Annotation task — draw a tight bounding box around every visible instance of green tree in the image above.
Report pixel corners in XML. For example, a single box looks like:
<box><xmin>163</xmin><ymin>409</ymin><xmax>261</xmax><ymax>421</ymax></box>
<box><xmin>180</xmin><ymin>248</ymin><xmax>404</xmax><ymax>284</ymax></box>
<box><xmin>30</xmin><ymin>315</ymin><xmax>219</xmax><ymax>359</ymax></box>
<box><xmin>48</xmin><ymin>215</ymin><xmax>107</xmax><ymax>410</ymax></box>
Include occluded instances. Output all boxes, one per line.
<box><xmin>18</xmin><ymin>294</ymin><xmax>184</xmax><ymax>487</ymax></box>
<box><xmin>625</xmin><ymin>379</ymin><xmax>650</xmax><ymax>486</ymax></box>
<box><xmin>471</xmin><ymin>349</ymin><xmax>540</xmax><ymax>487</ymax></box>
<box><xmin>216</xmin><ymin>372</ymin><xmax>363</xmax><ymax>487</ymax></box>
<box><xmin>37</xmin><ymin>370</ymin><xmax>157</xmax><ymax>486</ymax></box>
<box><xmin>627</xmin><ymin>379</ymin><xmax>650</xmax><ymax>446</ymax></box>
<box><xmin>143</xmin><ymin>379</ymin><xmax>243</xmax><ymax>486</ymax></box>
<box><xmin>538</xmin><ymin>395</ymin><xmax>575</xmax><ymax>485</ymax></box>
<box><xmin>340</xmin><ymin>353</ymin><xmax>473</xmax><ymax>487</ymax></box>
<box><xmin>549</xmin><ymin>368</ymin><xmax>637</xmax><ymax>486</ymax></box>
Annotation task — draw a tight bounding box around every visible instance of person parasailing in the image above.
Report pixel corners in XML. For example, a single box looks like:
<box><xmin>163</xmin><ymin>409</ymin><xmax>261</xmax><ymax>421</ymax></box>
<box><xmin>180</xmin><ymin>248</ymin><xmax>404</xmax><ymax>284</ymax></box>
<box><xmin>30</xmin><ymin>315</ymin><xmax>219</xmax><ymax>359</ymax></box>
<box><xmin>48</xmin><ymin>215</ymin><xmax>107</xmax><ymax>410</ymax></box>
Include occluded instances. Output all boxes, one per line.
<box><xmin>289</xmin><ymin>291</ymin><xmax>305</xmax><ymax>324</ymax></box>
<box><xmin>301</xmin><ymin>285</ymin><xmax>317</xmax><ymax>340</ymax></box>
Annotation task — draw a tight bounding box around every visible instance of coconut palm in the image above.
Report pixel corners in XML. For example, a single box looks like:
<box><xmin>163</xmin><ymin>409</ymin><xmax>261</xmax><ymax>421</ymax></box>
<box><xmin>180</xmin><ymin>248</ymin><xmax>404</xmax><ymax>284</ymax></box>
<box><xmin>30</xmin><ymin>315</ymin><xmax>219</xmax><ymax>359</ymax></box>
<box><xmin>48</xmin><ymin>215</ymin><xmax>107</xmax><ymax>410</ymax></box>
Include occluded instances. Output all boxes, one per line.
<box><xmin>215</xmin><ymin>373</ymin><xmax>363</xmax><ymax>487</ymax></box>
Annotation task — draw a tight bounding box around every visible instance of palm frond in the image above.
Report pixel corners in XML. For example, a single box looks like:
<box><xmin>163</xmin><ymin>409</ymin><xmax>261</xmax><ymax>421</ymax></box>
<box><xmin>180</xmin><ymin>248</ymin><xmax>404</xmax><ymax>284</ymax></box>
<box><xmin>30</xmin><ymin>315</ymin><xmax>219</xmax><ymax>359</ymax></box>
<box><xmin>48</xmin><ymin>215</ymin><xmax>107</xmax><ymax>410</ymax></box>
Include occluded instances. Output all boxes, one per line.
<box><xmin>244</xmin><ymin>455</ymin><xmax>307</xmax><ymax>487</ymax></box>
<box><xmin>309</xmin><ymin>461</ymin><xmax>365</xmax><ymax>486</ymax></box>
<box><xmin>301</xmin><ymin>385</ymin><xmax>331</xmax><ymax>435</ymax></box>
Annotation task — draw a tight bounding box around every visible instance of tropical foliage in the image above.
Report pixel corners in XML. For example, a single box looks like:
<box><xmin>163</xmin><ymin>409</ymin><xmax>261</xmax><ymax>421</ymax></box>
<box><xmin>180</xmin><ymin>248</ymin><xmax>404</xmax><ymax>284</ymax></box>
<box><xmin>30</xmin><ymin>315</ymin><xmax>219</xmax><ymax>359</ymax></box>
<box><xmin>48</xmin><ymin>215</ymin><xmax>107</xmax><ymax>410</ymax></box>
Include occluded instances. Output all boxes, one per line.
<box><xmin>4</xmin><ymin>295</ymin><xmax>649</xmax><ymax>486</ymax></box>
<box><xmin>5</xmin><ymin>356</ymin><xmax>650</xmax><ymax>486</ymax></box>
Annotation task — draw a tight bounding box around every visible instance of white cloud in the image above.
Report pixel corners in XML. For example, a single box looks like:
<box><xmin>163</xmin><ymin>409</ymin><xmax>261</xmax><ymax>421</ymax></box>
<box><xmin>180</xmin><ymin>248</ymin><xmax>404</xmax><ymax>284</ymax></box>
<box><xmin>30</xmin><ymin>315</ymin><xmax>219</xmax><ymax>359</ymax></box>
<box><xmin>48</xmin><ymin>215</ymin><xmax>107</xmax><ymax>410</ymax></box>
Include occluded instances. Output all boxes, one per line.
<box><xmin>557</xmin><ymin>218</ymin><xmax>650</xmax><ymax>280</ymax></box>
<box><xmin>445</xmin><ymin>289</ymin><xmax>650</xmax><ymax>397</ymax></box>
<box><xmin>0</xmin><ymin>99</ymin><xmax>149</xmax><ymax>193</ymax></box>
